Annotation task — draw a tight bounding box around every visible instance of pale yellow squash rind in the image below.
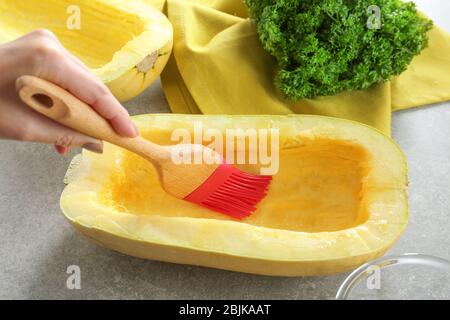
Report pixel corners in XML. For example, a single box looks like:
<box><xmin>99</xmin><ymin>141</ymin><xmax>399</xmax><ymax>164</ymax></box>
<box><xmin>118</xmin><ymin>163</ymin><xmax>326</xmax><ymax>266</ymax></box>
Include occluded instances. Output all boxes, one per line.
<box><xmin>61</xmin><ymin>115</ymin><xmax>408</xmax><ymax>276</ymax></box>
<box><xmin>0</xmin><ymin>0</ymin><xmax>173</xmax><ymax>102</ymax></box>
<box><xmin>61</xmin><ymin>114</ymin><xmax>408</xmax><ymax>276</ymax></box>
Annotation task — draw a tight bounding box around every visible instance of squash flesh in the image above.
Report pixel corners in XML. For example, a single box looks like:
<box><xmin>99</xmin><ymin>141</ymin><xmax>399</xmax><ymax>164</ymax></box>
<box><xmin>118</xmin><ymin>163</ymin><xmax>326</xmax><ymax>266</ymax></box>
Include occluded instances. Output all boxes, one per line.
<box><xmin>102</xmin><ymin>138</ymin><xmax>369</xmax><ymax>233</ymax></box>
<box><xmin>0</xmin><ymin>0</ymin><xmax>173</xmax><ymax>101</ymax></box>
<box><xmin>0</xmin><ymin>0</ymin><xmax>145</xmax><ymax>68</ymax></box>
<box><xmin>61</xmin><ymin>115</ymin><xmax>408</xmax><ymax>276</ymax></box>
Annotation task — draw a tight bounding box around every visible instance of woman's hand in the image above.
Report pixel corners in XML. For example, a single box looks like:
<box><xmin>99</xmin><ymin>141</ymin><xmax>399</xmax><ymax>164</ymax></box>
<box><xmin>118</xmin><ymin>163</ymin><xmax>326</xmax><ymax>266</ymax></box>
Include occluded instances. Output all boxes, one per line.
<box><xmin>0</xmin><ymin>29</ymin><xmax>138</xmax><ymax>154</ymax></box>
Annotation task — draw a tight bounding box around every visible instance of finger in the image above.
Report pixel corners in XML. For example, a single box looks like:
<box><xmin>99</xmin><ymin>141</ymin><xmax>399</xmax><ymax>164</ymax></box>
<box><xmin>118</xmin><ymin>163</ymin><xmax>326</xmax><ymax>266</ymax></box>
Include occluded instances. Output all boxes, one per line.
<box><xmin>21</xmin><ymin>29</ymin><xmax>90</xmax><ymax>72</ymax></box>
<box><xmin>33</xmin><ymin>47</ymin><xmax>138</xmax><ymax>138</ymax></box>
<box><xmin>43</xmin><ymin>31</ymin><xmax>91</xmax><ymax>72</ymax></box>
<box><xmin>1</xmin><ymin>96</ymin><xmax>103</xmax><ymax>152</ymax></box>
<box><xmin>32</xmin><ymin>115</ymin><xmax>104</xmax><ymax>153</ymax></box>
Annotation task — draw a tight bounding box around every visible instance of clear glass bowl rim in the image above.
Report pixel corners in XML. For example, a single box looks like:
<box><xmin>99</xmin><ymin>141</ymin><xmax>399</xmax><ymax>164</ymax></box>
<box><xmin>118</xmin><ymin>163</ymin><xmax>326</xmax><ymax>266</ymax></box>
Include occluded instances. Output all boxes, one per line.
<box><xmin>335</xmin><ymin>253</ymin><xmax>450</xmax><ymax>299</ymax></box>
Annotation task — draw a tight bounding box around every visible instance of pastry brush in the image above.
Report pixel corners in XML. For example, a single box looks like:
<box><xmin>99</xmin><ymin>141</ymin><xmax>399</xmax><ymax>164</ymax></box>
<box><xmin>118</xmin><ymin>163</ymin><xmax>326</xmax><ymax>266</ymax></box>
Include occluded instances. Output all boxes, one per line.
<box><xmin>16</xmin><ymin>75</ymin><xmax>272</xmax><ymax>219</ymax></box>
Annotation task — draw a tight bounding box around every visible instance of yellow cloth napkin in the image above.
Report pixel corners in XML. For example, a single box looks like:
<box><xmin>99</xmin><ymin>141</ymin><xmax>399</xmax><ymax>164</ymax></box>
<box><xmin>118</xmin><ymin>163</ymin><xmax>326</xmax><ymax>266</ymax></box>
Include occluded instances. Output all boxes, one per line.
<box><xmin>160</xmin><ymin>0</ymin><xmax>450</xmax><ymax>135</ymax></box>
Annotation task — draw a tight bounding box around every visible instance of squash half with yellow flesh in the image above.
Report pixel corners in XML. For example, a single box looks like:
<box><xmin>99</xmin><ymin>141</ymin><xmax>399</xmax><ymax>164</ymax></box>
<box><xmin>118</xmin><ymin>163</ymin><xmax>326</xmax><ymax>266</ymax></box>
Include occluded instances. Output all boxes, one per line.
<box><xmin>0</xmin><ymin>0</ymin><xmax>173</xmax><ymax>102</ymax></box>
<box><xmin>61</xmin><ymin>114</ymin><xmax>408</xmax><ymax>276</ymax></box>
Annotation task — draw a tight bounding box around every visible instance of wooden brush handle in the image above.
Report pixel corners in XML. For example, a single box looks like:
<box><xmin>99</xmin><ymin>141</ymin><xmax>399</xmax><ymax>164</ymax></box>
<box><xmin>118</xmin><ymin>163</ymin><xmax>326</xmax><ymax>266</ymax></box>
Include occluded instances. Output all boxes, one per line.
<box><xmin>16</xmin><ymin>75</ymin><xmax>168</xmax><ymax>162</ymax></box>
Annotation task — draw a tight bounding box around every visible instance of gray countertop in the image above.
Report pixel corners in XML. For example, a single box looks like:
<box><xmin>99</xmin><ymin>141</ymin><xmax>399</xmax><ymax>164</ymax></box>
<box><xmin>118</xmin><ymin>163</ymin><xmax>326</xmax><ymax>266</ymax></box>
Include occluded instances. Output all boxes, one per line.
<box><xmin>1</xmin><ymin>0</ymin><xmax>449</xmax><ymax>300</ymax></box>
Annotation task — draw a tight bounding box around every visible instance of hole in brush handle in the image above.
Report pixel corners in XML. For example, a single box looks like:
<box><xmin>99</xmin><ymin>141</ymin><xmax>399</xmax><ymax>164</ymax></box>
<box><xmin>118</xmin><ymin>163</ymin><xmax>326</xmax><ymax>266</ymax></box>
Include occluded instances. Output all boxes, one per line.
<box><xmin>29</xmin><ymin>92</ymin><xmax>71</xmax><ymax>120</ymax></box>
<box><xmin>31</xmin><ymin>94</ymin><xmax>54</xmax><ymax>108</ymax></box>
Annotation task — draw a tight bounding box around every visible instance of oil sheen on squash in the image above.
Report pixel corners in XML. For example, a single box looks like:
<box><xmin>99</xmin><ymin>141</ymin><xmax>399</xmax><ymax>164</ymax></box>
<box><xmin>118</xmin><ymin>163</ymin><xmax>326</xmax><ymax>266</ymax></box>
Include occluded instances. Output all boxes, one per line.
<box><xmin>99</xmin><ymin>130</ymin><xmax>370</xmax><ymax>233</ymax></box>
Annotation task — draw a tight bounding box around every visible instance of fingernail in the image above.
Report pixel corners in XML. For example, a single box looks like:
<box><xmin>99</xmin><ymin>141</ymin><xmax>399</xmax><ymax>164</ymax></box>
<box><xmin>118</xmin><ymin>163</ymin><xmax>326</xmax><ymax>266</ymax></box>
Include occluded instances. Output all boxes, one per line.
<box><xmin>82</xmin><ymin>143</ymin><xmax>103</xmax><ymax>154</ymax></box>
<box><xmin>55</xmin><ymin>145</ymin><xmax>70</xmax><ymax>155</ymax></box>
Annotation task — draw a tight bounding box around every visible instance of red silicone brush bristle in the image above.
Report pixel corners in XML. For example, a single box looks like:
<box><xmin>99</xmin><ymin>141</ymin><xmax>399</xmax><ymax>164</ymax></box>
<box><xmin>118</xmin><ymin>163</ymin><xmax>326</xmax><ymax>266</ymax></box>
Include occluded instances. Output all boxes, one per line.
<box><xmin>183</xmin><ymin>163</ymin><xmax>272</xmax><ymax>219</ymax></box>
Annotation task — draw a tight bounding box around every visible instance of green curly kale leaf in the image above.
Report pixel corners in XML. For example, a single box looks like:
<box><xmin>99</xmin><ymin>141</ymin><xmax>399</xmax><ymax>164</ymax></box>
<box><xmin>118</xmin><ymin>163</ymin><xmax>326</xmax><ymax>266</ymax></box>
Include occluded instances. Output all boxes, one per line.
<box><xmin>245</xmin><ymin>0</ymin><xmax>433</xmax><ymax>100</ymax></box>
